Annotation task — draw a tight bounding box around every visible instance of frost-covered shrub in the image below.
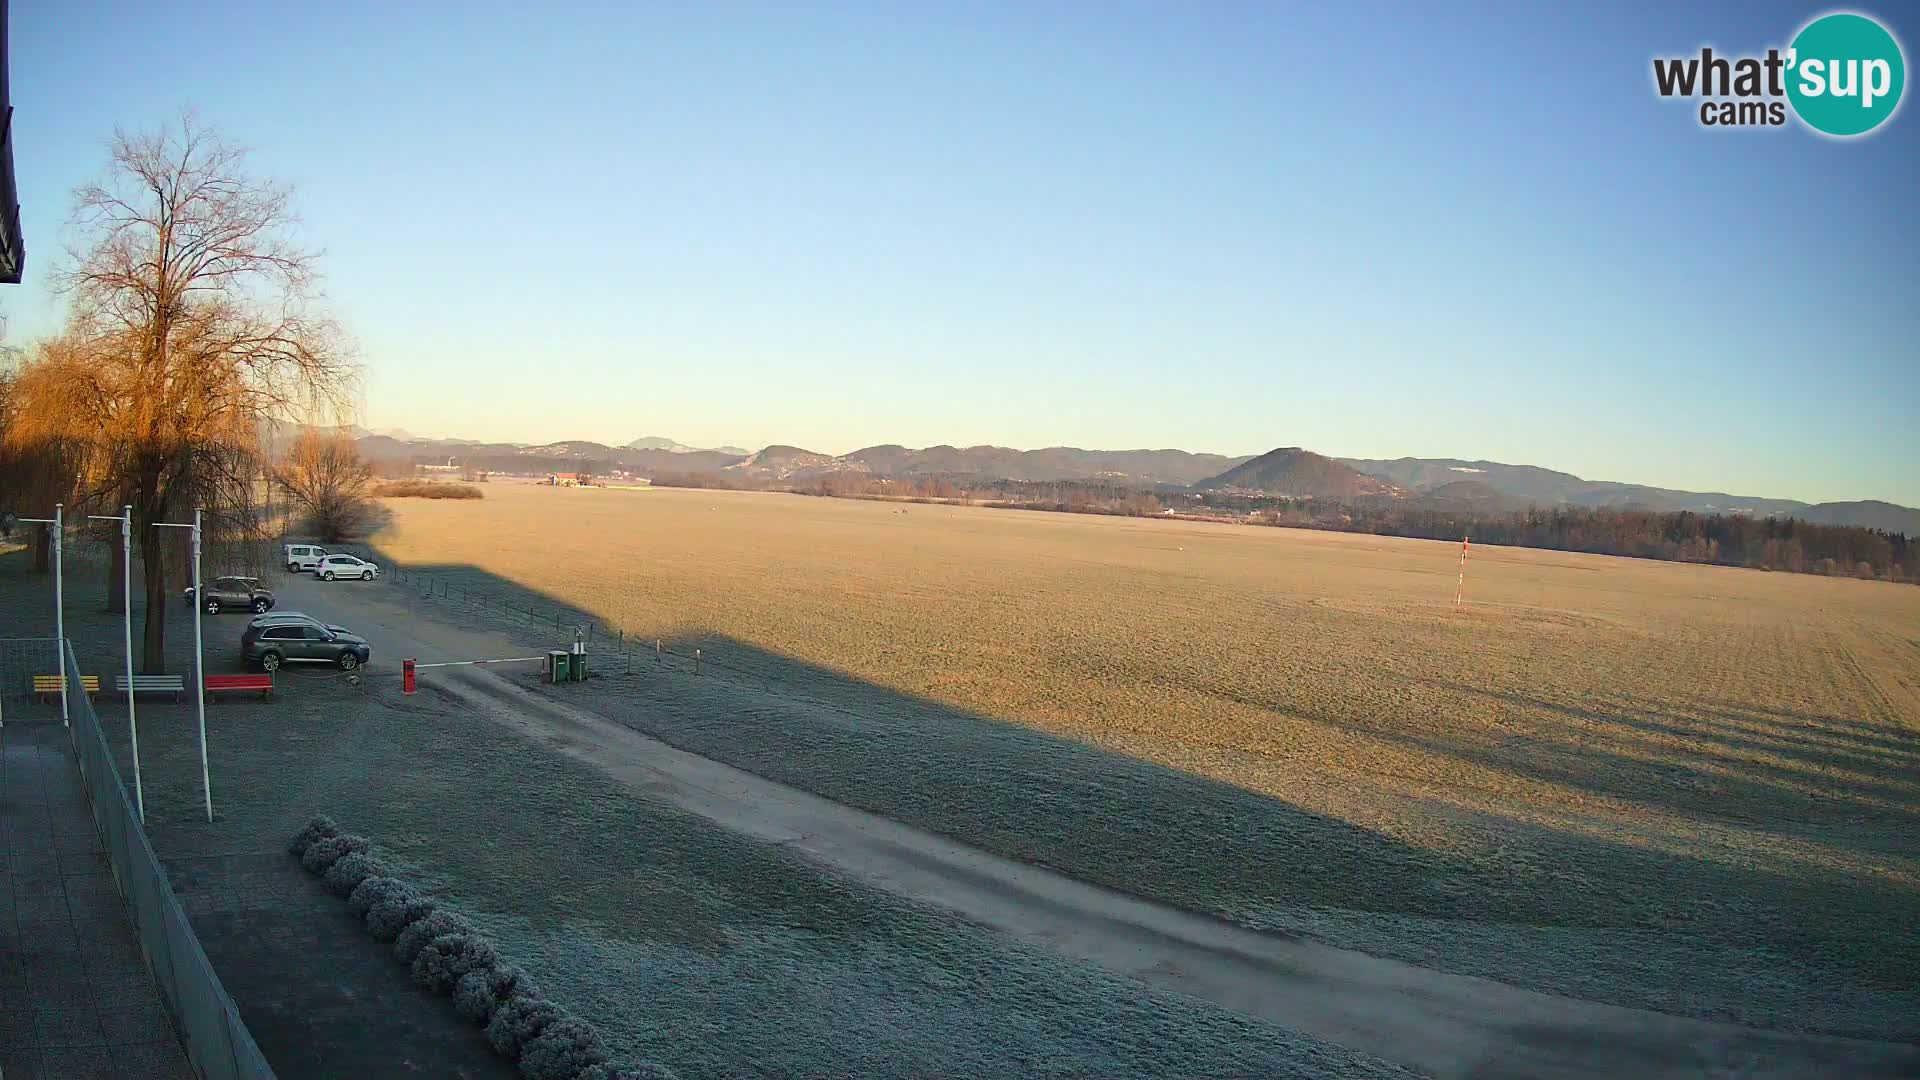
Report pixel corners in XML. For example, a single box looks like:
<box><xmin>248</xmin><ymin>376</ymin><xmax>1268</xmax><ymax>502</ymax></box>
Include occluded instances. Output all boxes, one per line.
<box><xmin>579</xmin><ymin>1064</ymin><xmax>678</xmax><ymax>1080</ymax></box>
<box><xmin>347</xmin><ymin>875</ymin><xmax>407</xmax><ymax>918</ymax></box>
<box><xmin>366</xmin><ymin>889</ymin><xmax>434</xmax><ymax>942</ymax></box>
<box><xmin>323</xmin><ymin>852</ymin><xmax>385</xmax><ymax>897</ymax></box>
<box><xmin>287</xmin><ymin>814</ymin><xmax>340</xmax><ymax>856</ymax></box>
<box><xmin>455</xmin><ymin>964</ymin><xmax>535</xmax><ymax>1025</ymax></box>
<box><xmin>519</xmin><ymin>1015</ymin><xmax>606</xmax><ymax>1080</ymax></box>
<box><xmin>300</xmin><ymin>833</ymin><xmax>369</xmax><ymax>874</ymax></box>
<box><xmin>412</xmin><ymin>933</ymin><xmax>500</xmax><ymax>994</ymax></box>
<box><xmin>395</xmin><ymin>910</ymin><xmax>476</xmax><ymax>965</ymax></box>
<box><xmin>486</xmin><ymin>995</ymin><xmax>561</xmax><ymax>1060</ymax></box>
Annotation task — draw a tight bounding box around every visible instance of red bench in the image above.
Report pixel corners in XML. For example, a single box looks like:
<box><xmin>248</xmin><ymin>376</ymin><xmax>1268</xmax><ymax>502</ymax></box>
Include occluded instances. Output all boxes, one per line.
<box><xmin>204</xmin><ymin>673</ymin><xmax>274</xmax><ymax>702</ymax></box>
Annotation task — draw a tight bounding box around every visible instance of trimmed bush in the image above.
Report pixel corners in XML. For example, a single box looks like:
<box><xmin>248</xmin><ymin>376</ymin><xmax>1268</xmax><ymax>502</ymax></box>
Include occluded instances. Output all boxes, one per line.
<box><xmin>519</xmin><ymin>1015</ymin><xmax>606</xmax><ymax>1080</ymax></box>
<box><xmin>286</xmin><ymin>815</ymin><xmax>340</xmax><ymax>856</ymax></box>
<box><xmin>455</xmin><ymin>964</ymin><xmax>535</xmax><ymax>1025</ymax></box>
<box><xmin>486</xmin><ymin>995</ymin><xmax>561</xmax><ymax>1060</ymax></box>
<box><xmin>412</xmin><ymin>933</ymin><xmax>500</xmax><ymax>994</ymax></box>
<box><xmin>322</xmin><ymin>852</ymin><xmax>385</xmax><ymax>898</ymax></box>
<box><xmin>347</xmin><ymin>875</ymin><xmax>407</xmax><ymax>918</ymax></box>
<box><xmin>395</xmin><ymin>911</ymin><xmax>476</xmax><ymax>965</ymax></box>
<box><xmin>301</xmin><ymin>833</ymin><xmax>369</xmax><ymax>874</ymax></box>
<box><xmin>579</xmin><ymin>1065</ymin><xmax>679</xmax><ymax>1080</ymax></box>
<box><xmin>366</xmin><ymin>889</ymin><xmax>435</xmax><ymax>942</ymax></box>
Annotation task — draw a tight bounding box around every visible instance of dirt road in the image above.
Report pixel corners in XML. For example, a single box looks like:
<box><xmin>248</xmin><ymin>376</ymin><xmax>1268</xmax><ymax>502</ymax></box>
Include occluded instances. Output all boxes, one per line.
<box><xmin>273</xmin><ymin>571</ymin><xmax>1920</xmax><ymax>1080</ymax></box>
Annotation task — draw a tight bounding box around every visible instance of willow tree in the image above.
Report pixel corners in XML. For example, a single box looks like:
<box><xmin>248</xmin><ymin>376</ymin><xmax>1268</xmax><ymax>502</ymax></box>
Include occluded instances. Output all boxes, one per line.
<box><xmin>40</xmin><ymin>114</ymin><xmax>352</xmax><ymax>670</ymax></box>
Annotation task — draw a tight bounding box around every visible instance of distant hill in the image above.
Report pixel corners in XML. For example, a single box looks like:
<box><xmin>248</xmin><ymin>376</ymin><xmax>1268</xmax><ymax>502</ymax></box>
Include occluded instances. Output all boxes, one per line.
<box><xmin>836</xmin><ymin>445</ymin><xmax>1245</xmax><ymax>485</ymax></box>
<box><xmin>337</xmin><ymin>427</ymin><xmax>1915</xmax><ymax>531</ymax></box>
<box><xmin>1197</xmin><ymin>448</ymin><xmax>1402</xmax><ymax>498</ymax></box>
<box><xmin>1340</xmin><ymin>456</ymin><xmax>1918</xmax><ymax>532</ymax></box>
<box><xmin>628</xmin><ymin>435</ymin><xmax>751</xmax><ymax>456</ymax></box>
<box><xmin>1792</xmin><ymin>500</ymin><xmax>1920</xmax><ymax>535</ymax></box>
<box><xmin>1341</xmin><ymin>457</ymin><xmax>1808</xmax><ymax>515</ymax></box>
<box><xmin>725</xmin><ymin>445</ymin><xmax>841</xmax><ymax>481</ymax></box>
<box><xmin>1416</xmin><ymin>479</ymin><xmax>1525</xmax><ymax>512</ymax></box>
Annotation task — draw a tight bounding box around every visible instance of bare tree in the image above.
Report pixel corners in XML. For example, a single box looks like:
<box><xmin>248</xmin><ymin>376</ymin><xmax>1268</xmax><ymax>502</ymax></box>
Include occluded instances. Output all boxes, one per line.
<box><xmin>17</xmin><ymin>113</ymin><xmax>354</xmax><ymax>670</ymax></box>
<box><xmin>275</xmin><ymin>429</ymin><xmax>373</xmax><ymax>542</ymax></box>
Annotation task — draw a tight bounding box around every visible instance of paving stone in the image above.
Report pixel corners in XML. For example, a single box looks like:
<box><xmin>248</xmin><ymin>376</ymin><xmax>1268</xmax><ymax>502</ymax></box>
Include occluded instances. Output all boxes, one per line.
<box><xmin>35</xmin><ymin>1004</ymin><xmax>107</xmax><ymax>1047</ymax></box>
<box><xmin>110</xmin><ymin>1040</ymin><xmax>194</xmax><ymax>1080</ymax></box>
<box><xmin>0</xmin><ymin>1047</ymin><xmax>48</xmax><ymax>1080</ymax></box>
<box><xmin>97</xmin><ymin>1001</ymin><xmax>177</xmax><ymax>1045</ymax></box>
<box><xmin>41</xmin><ymin>1043</ymin><xmax>115</xmax><ymax>1080</ymax></box>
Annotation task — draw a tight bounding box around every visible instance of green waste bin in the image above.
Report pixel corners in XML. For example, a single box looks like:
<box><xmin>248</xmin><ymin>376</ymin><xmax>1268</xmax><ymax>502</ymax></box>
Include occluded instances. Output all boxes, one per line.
<box><xmin>571</xmin><ymin>650</ymin><xmax>588</xmax><ymax>682</ymax></box>
<box><xmin>546</xmin><ymin>651</ymin><xmax>570</xmax><ymax>683</ymax></box>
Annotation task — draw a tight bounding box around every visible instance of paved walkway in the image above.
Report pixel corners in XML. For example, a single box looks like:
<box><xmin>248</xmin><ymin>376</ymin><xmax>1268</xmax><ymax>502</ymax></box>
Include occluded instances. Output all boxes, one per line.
<box><xmin>1</xmin><ymin>719</ymin><xmax>193</xmax><ymax>1079</ymax></box>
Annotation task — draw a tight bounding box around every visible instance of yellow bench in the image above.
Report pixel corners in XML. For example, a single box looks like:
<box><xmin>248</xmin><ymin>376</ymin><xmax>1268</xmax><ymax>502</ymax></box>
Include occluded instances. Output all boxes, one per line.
<box><xmin>32</xmin><ymin>674</ymin><xmax>100</xmax><ymax>702</ymax></box>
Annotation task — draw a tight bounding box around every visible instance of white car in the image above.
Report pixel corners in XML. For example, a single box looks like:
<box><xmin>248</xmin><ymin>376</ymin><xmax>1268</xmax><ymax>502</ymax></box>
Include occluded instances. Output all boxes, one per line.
<box><xmin>285</xmin><ymin>543</ymin><xmax>329</xmax><ymax>572</ymax></box>
<box><xmin>314</xmin><ymin>553</ymin><xmax>381</xmax><ymax>581</ymax></box>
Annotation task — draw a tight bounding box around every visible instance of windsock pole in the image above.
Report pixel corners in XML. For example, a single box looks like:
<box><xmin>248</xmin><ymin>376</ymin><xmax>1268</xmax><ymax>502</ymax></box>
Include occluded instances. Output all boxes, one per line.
<box><xmin>1454</xmin><ymin>536</ymin><xmax>1471</xmax><ymax>611</ymax></box>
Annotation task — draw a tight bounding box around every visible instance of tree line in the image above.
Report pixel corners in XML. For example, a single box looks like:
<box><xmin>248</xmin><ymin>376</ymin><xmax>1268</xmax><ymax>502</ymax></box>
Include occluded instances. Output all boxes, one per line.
<box><xmin>652</xmin><ymin>470</ymin><xmax>1917</xmax><ymax>582</ymax></box>
<box><xmin>1297</xmin><ymin>503</ymin><xmax>1916</xmax><ymax>581</ymax></box>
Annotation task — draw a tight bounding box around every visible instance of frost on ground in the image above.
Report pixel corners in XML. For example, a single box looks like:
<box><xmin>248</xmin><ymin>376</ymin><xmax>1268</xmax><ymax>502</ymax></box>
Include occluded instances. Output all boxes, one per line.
<box><xmin>5</xmin><ymin>557</ymin><xmax>1417</xmax><ymax>1080</ymax></box>
<box><xmin>491</xmin><ymin>922</ymin><xmax>1417</xmax><ymax>1080</ymax></box>
<box><xmin>357</xmin><ymin>486</ymin><xmax>1920</xmax><ymax>1043</ymax></box>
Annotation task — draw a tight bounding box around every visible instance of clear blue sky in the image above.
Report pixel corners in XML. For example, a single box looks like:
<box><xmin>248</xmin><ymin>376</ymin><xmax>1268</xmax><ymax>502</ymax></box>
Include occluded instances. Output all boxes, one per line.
<box><xmin>6</xmin><ymin>1</ymin><xmax>1916</xmax><ymax>504</ymax></box>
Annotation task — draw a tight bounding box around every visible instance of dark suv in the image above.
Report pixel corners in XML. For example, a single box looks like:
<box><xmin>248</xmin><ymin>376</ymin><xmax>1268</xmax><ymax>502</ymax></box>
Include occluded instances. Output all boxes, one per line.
<box><xmin>183</xmin><ymin>576</ymin><xmax>276</xmax><ymax>615</ymax></box>
<box><xmin>240</xmin><ymin>613</ymin><xmax>371</xmax><ymax>672</ymax></box>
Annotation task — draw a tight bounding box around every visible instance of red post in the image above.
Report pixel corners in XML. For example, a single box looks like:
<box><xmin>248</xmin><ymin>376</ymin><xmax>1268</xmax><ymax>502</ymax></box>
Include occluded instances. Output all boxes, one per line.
<box><xmin>403</xmin><ymin>658</ymin><xmax>416</xmax><ymax>695</ymax></box>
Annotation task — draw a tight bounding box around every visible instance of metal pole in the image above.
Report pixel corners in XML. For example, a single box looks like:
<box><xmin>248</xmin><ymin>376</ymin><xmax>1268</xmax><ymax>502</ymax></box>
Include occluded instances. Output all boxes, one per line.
<box><xmin>92</xmin><ymin>506</ymin><xmax>143</xmax><ymax>823</ymax></box>
<box><xmin>54</xmin><ymin>504</ymin><xmax>66</xmax><ymax>725</ymax></box>
<box><xmin>161</xmin><ymin>514</ymin><xmax>213</xmax><ymax>821</ymax></box>
<box><xmin>193</xmin><ymin>510</ymin><xmax>209</xmax><ymax>819</ymax></box>
<box><xmin>19</xmin><ymin>508</ymin><xmax>68</xmax><ymax>725</ymax></box>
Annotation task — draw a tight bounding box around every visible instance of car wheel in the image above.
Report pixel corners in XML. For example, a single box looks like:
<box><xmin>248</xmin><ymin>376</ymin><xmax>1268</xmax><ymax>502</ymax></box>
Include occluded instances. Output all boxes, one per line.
<box><xmin>205</xmin><ymin>599</ymin><xmax>221</xmax><ymax>615</ymax></box>
<box><xmin>260</xmin><ymin>651</ymin><xmax>282</xmax><ymax>672</ymax></box>
<box><xmin>339</xmin><ymin>653</ymin><xmax>361</xmax><ymax>672</ymax></box>
<box><xmin>288</xmin><ymin>562</ymin><xmax>299</xmax><ymax>572</ymax></box>
<box><xmin>362</xmin><ymin>570</ymin><xmax>374</xmax><ymax>580</ymax></box>
<box><xmin>324</xmin><ymin>570</ymin><xmax>336</xmax><ymax>581</ymax></box>
<box><xmin>253</xmin><ymin>598</ymin><xmax>271</xmax><ymax>613</ymax></box>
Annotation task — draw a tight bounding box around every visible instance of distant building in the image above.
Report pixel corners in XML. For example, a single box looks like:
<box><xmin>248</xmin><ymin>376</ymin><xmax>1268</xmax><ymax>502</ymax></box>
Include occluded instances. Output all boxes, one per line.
<box><xmin>546</xmin><ymin>472</ymin><xmax>581</xmax><ymax>487</ymax></box>
<box><xmin>420</xmin><ymin>456</ymin><xmax>461</xmax><ymax>474</ymax></box>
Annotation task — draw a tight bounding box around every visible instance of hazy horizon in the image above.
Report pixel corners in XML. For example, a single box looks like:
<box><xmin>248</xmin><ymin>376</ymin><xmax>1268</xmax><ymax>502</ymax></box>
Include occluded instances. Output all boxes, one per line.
<box><xmin>354</xmin><ymin>425</ymin><xmax>1909</xmax><ymax>508</ymax></box>
<box><xmin>7</xmin><ymin>1</ymin><xmax>1916</xmax><ymax>506</ymax></box>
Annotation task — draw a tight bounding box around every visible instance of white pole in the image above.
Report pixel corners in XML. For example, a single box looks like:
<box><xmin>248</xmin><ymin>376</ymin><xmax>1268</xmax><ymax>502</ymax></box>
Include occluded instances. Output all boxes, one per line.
<box><xmin>54</xmin><ymin>503</ymin><xmax>67</xmax><ymax>726</ymax></box>
<box><xmin>123</xmin><ymin>506</ymin><xmax>144</xmax><ymax>823</ymax></box>
<box><xmin>192</xmin><ymin>509</ymin><xmax>211</xmax><ymax>821</ymax></box>
<box><xmin>1454</xmin><ymin>535</ymin><xmax>1471</xmax><ymax>611</ymax></box>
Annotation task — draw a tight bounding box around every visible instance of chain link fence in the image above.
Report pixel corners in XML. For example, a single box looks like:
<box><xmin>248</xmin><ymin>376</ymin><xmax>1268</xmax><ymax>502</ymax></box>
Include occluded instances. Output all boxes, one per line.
<box><xmin>0</xmin><ymin>636</ymin><xmax>65</xmax><ymax>726</ymax></box>
<box><xmin>59</xmin><ymin>637</ymin><xmax>277</xmax><ymax>1079</ymax></box>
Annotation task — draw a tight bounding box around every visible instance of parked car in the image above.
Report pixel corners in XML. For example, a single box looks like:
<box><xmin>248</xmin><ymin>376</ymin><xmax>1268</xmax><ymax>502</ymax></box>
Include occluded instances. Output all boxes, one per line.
<box><xmin>247</xmin><ymin>611</ymin><xmax>348</xmax><ymax>633</ymax></box>
<box><xmin>240</xmin><ymin>614</ymin><xmax>371</xmax><ymax>672</ymax></box>
<box><xmin>314</xmin><ymin>553</ymin><xmax>380</xmax><ymax>581</ymax></box>
<box><xmin>182</xmin><ymin>576</ymin><xmax>275</xmax><ymax>615</ymax></box>
<box><xmin>285</xmin><ymin>543</ymin><xmax>329</xmax><ymax>572</ymax></box>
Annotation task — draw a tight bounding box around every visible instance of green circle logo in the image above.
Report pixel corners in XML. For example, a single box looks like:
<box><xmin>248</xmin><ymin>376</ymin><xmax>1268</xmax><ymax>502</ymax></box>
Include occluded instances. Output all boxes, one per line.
<box><xmin>1787</xmin><ymin>13</ymin><xmax>1906</xmax><ymax>136</ymax></box>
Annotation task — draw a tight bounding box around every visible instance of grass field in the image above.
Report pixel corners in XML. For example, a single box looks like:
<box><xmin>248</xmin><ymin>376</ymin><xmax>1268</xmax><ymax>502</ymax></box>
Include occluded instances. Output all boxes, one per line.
<box><xmin>369</xmin><ymin>482</ymin><xmax>1920</xmax><ymax>1039</ymax></box>
<box><xmin>0</xmin><ymin>553</ymin><xmax>1416</xmax><ymax>1080</ymax></box>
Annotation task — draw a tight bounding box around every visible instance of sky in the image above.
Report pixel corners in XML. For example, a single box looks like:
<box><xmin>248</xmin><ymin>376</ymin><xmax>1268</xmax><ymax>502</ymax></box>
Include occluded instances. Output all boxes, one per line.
<box><xmin>6</xmin><ymin>1</ymin><xmax>1917</xmax><ymax>505</ymax></box>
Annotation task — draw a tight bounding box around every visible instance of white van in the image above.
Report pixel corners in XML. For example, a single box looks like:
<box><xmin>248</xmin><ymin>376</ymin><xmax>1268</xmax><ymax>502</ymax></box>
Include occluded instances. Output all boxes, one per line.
<box><xmin>284</xmin><ymin>544</ymin><xmax>328</xmax><ymax>572</ymax></box>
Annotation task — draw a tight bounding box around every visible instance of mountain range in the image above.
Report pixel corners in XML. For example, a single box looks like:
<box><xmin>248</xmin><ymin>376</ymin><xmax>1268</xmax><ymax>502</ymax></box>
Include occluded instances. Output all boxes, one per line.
<box><xmin>341</xmin><ymin>430</ymin><xmax>1920</xmax><ymax>534</ymax></box>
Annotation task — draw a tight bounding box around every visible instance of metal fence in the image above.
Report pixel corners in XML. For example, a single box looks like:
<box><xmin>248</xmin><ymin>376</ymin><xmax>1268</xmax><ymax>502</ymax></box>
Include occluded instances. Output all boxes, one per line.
<box><xmin>61</xmin><ymin>637</ymin><xmax>277</xmax><ymax>1079</ymax></box>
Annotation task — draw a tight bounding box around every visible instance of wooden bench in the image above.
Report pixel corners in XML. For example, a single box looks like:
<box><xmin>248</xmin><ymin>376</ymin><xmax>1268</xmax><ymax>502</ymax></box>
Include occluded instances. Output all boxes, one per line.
<box><xmin>204</xmin><ymin>673</ymin><xmax>274</xmax><ymax>702</ymax></box>
<box><xmin>113</xmin><ymin>673</ymin><xmax>186</xmax><ymax>701</ymax></box>
<box><xmin>32</xmin><ymin>674</ymin><xmax>100</xmax><ymax>703</ymax></box>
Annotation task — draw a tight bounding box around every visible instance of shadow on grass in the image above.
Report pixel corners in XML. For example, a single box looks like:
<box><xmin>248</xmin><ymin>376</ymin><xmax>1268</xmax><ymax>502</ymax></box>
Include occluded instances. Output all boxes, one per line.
<box><xmin>1392</xmin><ymin>677</ymin><xmax>1920</xmax><ymax>821</ymax></box>
<box><xmin>351</xmin><ymin>555</ymin><xmax>1920</xmax><ymax>1041</ymax></box>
